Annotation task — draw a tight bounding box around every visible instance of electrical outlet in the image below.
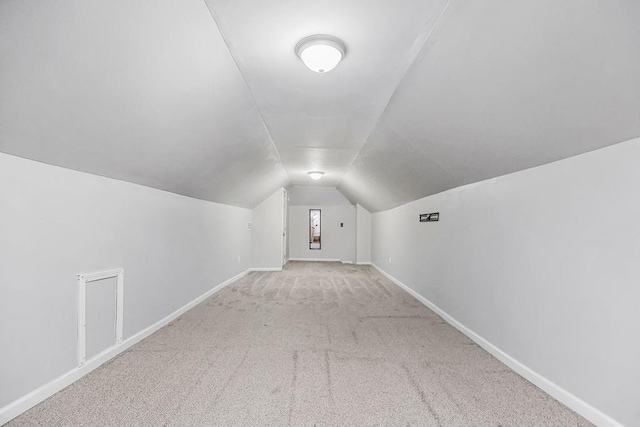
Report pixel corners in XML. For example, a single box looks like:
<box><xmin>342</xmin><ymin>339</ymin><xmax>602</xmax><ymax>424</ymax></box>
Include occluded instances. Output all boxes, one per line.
<box><xmin>389</xmin><ymin>256</ymin><xmax>392</xmax><ymax>264</ymax></box>
<box><xmin>237</xmin><ymin>256</ymin><xmax>241</xmax><ymax>263</ymax></box>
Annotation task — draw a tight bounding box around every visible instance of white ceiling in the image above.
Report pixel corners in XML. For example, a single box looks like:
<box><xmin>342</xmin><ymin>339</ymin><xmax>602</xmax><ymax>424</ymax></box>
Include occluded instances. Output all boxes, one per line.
<box><xmin>1</xmin><ymin>0</ymin><xmax>639</xmax><ymax>211</ymax></box>
<box><xmin>0</xmin><ymin>0</ymin><xmax>289</xmax><ymax>208</ymax></box>
<box><xmin>339</xmin><ymin>0</ymin><xmax>640</xmax><ymax>211</ymax></box>
<box><xmin>205</xmin><ymin>0</ymin><xmax>449</xmax><ymax>188</ymax></box>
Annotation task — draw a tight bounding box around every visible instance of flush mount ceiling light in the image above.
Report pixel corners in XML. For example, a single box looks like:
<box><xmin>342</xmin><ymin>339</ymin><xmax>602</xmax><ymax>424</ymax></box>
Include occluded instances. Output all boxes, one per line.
<box><xmin>295</xmin><ymin>35</ymin><xmax>346</xmax><ymax>73</ymax></box>
<box><xmin>308</xmin><ymin>171</ymin><xmax>325</xmax><ymax>180</ymax></box>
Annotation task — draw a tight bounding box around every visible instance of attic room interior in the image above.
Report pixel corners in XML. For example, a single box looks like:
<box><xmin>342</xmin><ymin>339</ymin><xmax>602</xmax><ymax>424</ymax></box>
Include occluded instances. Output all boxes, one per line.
<box><xmin>0</xmin><ymin>0</ymin><xmax>638</xmax><ymax>425</ymax></box>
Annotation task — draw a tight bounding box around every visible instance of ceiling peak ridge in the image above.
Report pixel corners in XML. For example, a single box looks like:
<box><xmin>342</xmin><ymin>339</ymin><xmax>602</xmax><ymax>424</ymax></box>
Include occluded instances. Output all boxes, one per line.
<box><xmin>336</xmin><ymin>0</ymin><xmax>453</xmax><ymax>188</ymax></box>
<box><xmin>201</xmin><ymin>0</ymin><xmax>292</xmax><ymax>187</ymax></box>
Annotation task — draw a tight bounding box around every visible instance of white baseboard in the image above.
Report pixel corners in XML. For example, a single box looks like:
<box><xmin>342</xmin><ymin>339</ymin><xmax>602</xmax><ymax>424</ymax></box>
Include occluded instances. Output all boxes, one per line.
<box><xmin>371</xmin><ymin>264</ymin><xmax>622</xmax><ymax>427</ymax></box>
<box><xmin>0</xmin><ymin>269</ymin><xmax>249</xmax><ymax>425</ymax></box>
<box><xmin>356</xmin><ymin>261</ymin><xmax>372</xmax><ymax>265</ymax></box>
<box><xmin>253</xmin><ymin>260</ymin><xmax>357</xmax><ymax>266</ymax></box>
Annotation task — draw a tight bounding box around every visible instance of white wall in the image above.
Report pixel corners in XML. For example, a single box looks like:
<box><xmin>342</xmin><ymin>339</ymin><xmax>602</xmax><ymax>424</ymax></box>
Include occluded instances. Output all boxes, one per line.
<box><xmin>289</xmin><ymin>205</ymin><xmax>355</xmax><ymax>262</ymax></box>
<box><xmin>287</xmin><ymin>186</ymin><xmax>353</xmax><ymax>206</ymax></box>
<box><xmin>356</xmin><ymin>204</ymin><xmax>371</xmax><ymax>264</ymax></box>
<box><xmin>250</xmin><ymin>188</ymin><xmax>285</xmax><ymax>270</ymax></box>
<box><xmin>371</xmin><ymin>137</ymin><xmax>640</xmax><ymax>427</ymax></box>
<box><xmin>0</xmin><ymin>153</ymin><xmax>252</xmax><ymax>410</ymax></box>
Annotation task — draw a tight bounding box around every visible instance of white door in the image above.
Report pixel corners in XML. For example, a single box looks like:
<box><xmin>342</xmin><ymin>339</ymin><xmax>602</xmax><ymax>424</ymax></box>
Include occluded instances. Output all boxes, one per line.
<box><xmin>85</xmin><ymin>276</ymin><xmax>117</xmax><ymax>360</ymax></box>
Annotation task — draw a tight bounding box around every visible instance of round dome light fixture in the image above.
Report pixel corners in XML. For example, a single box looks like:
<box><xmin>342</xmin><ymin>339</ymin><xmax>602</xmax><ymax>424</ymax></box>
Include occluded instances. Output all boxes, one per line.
<box><xmin>308</xmin><ymin>171</ymin><xmax>325</xmax><ymax>180</ymax></box>
<box><xmin>295</xmin><ymin>35</ymin><xmax>346</xmax><ymax>73</ymax></box>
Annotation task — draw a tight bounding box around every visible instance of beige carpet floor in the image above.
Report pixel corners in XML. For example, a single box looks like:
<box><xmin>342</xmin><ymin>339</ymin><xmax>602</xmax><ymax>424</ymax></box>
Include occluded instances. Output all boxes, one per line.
<box><xmin>9</xmin><ymin>261</ymin><xmax>591</xmax><ymax>426</ymax></box>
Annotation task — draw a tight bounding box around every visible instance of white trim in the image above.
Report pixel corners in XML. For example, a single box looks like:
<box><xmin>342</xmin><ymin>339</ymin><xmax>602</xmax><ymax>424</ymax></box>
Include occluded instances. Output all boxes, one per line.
<box><xmin>370</xmin><ymin>264</ymin><xmax>622</xmax><ymax>427</ymax></box>
<box><xmin>340</xmin><ymin>260</ymin><xmax>353</xmax><ymax>264</ymax></box>
<box><xmin>287</xmin><ymin>258</ymin><xmax>341</xmax><ymax>262</ymax></box>
<box><xmin>0</xmin><ymin>269</ymin><xmax>249</xmax><ymax>426</ymax></box>
<box><xmin>356</xmin><ymin>262</ymin><xmax>372</xmax><ymax>265</ymax></box>
<box><xmin>77</xmin><ymin>268</ymin><xmax>124</xmax><ymax>367</ymax></box>
<box><xmin>249</xmin><ymin>267</ymin><xmax>282</xmax><ymax>272</ymax></box>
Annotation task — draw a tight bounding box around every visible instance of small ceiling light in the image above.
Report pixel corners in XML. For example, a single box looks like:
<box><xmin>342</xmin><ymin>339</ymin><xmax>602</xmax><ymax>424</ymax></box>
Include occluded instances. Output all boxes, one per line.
<box><xmin>295</xmin><ymin>35</ymin><xmax>346</xmax><ymax>73</ymax></box>
<box><xmin>308</xmin><ymin>171</ymin><xmax>325</xmax><ymax>180</ymax></box>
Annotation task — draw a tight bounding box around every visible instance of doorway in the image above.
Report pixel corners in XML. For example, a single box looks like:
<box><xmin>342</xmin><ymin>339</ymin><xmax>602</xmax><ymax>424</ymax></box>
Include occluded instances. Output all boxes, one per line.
<box><xmin>309</xmin><ymin>209</ymin><xmax>321</xmax><ymax>250</ymax></box>
<box><xmin>283</xmin><ymin>189</ymin><xmax>288</xmax><ymax>265</ymax></box>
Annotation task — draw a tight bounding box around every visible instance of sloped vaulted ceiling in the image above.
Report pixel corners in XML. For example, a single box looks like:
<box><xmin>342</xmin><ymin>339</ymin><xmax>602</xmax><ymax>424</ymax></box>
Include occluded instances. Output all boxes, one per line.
<box><xmin>339</xmin><ymin>0</ymin><xmax>640</xmax><ymax>211</ymax></box>
<box><xmin>0</xmin><ymin>0</ymin><xmax>289</xmax><ymax>208</ymax></box>
<box><xmin>1</xmin><ymin>0</ymin><xmax>639</xmax><ymax>211</ymax></box>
